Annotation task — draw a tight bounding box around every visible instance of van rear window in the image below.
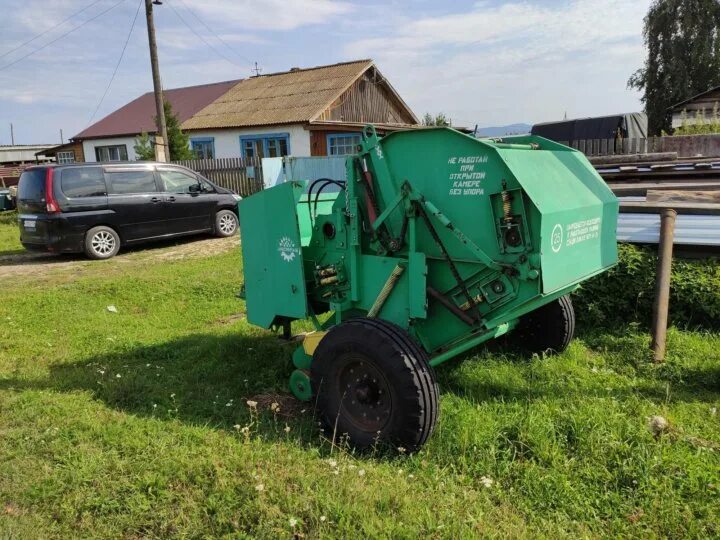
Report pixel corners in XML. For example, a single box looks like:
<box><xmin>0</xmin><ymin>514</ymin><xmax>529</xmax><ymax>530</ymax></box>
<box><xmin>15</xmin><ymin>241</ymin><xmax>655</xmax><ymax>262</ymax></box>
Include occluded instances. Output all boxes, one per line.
<box><xmin>60</xmin><ymin>167</ymin><xmax>106</xmax><ymax>198</ymax></box>
<box><xmin>17</xmin><ymin>169</ymin><xmax>46</xmax><ymax>201</ymax></box>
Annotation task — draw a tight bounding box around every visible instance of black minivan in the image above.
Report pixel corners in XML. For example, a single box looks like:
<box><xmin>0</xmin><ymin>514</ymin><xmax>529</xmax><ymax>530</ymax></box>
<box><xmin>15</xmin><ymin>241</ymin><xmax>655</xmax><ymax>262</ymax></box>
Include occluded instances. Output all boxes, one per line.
<box><xmin>17</xmin><ymin>162</ymin><xmax>242</xmax><ymax>259</ymax></box>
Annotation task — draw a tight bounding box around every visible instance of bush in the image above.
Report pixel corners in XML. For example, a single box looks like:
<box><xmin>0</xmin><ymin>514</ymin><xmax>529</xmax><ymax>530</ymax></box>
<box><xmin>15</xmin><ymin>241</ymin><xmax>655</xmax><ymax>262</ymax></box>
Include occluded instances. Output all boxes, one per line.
<box><xmin>573</xmin><ymin>243</ymin><xmax>720</xmax><ymax>330</ymax></box>
<box><xmin>672</xmin><ymin>104</ymin><xmax>720</xmax><ymax>135</ymax></box>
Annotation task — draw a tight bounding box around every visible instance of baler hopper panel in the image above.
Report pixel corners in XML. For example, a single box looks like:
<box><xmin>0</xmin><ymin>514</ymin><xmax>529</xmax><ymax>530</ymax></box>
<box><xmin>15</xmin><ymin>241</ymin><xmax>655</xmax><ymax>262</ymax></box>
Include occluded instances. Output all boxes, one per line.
<box><xmin>497</xmin><ymin>143</ymin><xmax>619</xmax><ymax>293</ymax></box>
<box><xmin>239</xmin><ymin>181</ymin><xmax>308</xmax><ymax>329</ymax></box>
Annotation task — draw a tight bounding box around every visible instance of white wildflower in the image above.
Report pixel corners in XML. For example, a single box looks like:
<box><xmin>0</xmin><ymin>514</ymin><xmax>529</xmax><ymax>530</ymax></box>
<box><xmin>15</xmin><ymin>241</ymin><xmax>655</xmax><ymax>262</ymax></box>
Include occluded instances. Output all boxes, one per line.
<box><xmin>246</xmin><ymin>400</ymin><xmax>258</xmax><ymax>409</ymax></box>
<box><xmin>106</xmin><ymin>305</ymin><xmax>118</xmax><ymax>313</ymax></box>
<box><xmin>358</xmin><ymin>469</ymin><xmax>365</xmax><ymax>477</ymax></box>
<box><xmin>480</xmin><ymin>476</ymin><xmax>494</xmax><ymax>488</ymax></box>
<box><xmin>320</xmin><ymin>516</ymin><xmax>327</xmax><ymax>522</ymax></box>
<box><xmin>255</xmin><ymin>483</ymin><xmax>264</xmax><ymax>492</ymax></box>
<box><xmin>233</xmin><ymin>424</ymin><xmax>241</xmax><ymax>430</ymax></box>
<box><xmin>115</xmin><ymin>374</ymin><xmax>121</xmax><ymax>378</ymax></box>
<box><xmin>270</xmin><ymin>402</ymin><xmax>280</xmax><ymax>412</ymax></box>
<box><xmin>284</xmin><ymin>424</ymin><xmax>291</xmax><ymax>433</ymax></box>
<box><xmin>289</xmin><ymin>517</ymin><xmax>298</xmax><ymax>528</ymax></box>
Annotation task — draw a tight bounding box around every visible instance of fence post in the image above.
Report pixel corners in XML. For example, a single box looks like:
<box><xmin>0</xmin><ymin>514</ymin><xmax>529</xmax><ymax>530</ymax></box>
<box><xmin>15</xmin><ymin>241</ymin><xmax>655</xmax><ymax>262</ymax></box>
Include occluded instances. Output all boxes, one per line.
<box><xmin>651</xmin><ymin>208</ymin><xmax>677</xmax><ymax>363</ymax></box>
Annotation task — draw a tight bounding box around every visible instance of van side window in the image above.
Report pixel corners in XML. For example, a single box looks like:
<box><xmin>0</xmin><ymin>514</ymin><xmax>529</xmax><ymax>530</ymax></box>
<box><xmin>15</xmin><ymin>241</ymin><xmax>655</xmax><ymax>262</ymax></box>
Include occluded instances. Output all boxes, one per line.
<box><xmin>60</xmin><ymin>167</ymin><xmax>107</xmax><ymax>197</ymax></box>
<box><xmin>158</xmin><ymin>169</ymin><xmax>199</xmax><ymax>194</ymax></box>
<box><xmin>106</xmin><ymin>170</ymin><xmax>157</xmax><ymax>194</ymax></box>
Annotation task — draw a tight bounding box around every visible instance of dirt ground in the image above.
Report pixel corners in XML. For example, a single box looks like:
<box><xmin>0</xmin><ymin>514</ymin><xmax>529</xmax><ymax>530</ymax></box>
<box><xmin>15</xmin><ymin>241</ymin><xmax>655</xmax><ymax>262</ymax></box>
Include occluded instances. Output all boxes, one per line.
<box><xmin>0</xmin><ymin>235</ymin><xmax>239</xmax><ymax>281</ymax></box>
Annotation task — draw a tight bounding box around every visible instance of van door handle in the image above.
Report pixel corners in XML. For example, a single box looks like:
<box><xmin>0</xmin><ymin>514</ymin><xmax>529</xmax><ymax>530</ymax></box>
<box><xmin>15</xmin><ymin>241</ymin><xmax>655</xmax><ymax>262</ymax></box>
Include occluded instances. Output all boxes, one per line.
<box><xmin>166</xmin><ymin>196</ymin><xmax>176</xmax><ymax>202</ymax></box>
<box><xmin>151</xmin><ymin>197</ymin><xmax>161</xmax><ymax>203</ymax></box>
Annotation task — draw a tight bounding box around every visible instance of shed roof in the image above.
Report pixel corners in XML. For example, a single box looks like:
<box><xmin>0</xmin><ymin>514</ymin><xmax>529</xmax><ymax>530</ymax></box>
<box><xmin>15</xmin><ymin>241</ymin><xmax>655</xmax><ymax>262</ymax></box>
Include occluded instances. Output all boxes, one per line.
<box><xmin>669</xmin><ymin>85</ymin><xmax>720</xmax><ymax>111</ymax></box>
<box><xmin>182</xmin><ymin>59</ymin><xmax>376</xmax><ymax>130</ymax></box>
<box><xmin>73</xmin><ymin>79</ymin><xmax>241</xmax><ymax>140</ymax></box>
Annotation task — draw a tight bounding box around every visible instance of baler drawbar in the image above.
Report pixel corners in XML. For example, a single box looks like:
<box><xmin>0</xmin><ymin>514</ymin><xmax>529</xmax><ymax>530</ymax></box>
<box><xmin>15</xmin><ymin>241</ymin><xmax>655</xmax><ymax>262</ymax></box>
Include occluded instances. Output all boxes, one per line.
<box><xmin>239</xmin><ymin>125</ymin><xmax>618</xmax><ymax>450</ymax></box>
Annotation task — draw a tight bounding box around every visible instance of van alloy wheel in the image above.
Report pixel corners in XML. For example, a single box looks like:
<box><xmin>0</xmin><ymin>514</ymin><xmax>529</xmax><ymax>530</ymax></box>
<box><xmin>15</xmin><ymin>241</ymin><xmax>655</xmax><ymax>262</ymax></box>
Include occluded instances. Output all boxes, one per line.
<box><xmin>215</xmin><ymin>210</ymin><xmax>238</xmax><ymax>237</ymax></box>
<box><xmin>91</xmin><ymin>231</ymin><xmax>116</xmax><ymax>256</ymax></box>
<box><xmin>84</xmin><ymin>226</ymin><xmax>120</xmax><ymax>260</ymax></box>
<box><xmin>219</xmin><ymin>213</ymin><xmax>236</xmax><ymax>234</ymax></box>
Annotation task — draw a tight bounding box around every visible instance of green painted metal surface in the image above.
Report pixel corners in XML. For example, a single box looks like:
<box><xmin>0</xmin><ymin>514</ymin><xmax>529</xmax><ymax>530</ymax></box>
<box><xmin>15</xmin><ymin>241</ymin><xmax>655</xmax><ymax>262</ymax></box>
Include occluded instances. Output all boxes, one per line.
<box><xmin>239</xmin><ymin>126</ymin><xmax>618</xmax><ymax>362</ymax></box>
<box><xmin>239</xmin><ymin>181</ymin><xmax>308</xmax><ymax>329</ymax></box>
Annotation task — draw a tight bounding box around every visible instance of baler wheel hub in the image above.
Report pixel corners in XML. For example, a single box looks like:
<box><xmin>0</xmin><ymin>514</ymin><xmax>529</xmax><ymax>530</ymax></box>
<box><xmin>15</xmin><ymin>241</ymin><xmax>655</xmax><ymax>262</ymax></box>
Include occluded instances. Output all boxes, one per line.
<box><xmin>338</xmin><ymin>357</ymin><xmax>391</xmax><ymax>432</ymax></box>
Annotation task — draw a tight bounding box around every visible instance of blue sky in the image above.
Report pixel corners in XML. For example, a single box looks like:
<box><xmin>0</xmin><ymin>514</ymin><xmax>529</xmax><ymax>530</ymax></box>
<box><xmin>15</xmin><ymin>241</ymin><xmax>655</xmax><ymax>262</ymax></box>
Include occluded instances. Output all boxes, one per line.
<box><xmin>0</xmin><ymin>0</ymin><xmax>651</xmax><ymax>145</ymax></box>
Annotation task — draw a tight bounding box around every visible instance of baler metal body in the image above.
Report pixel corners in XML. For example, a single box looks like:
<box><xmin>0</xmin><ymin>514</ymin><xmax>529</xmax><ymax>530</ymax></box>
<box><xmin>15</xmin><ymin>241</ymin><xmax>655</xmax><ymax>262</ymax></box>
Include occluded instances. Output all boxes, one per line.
<box><xmin>239</xmin><ymin>126</ymin><xmax>617</xmax><ymax>448</ymax></box>
<box><xmin>241</xmin><ymin>126</ymin><xmax>616</xmax><ymax>356</ymax></box>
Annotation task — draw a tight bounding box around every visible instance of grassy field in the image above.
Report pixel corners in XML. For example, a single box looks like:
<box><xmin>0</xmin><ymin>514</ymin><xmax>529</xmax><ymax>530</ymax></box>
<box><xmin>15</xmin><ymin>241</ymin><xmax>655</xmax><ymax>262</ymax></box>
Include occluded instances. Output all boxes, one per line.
<box><xmin>0</xmin><ymin>217</ymin><xmax>718</xmax><ymax>538</ymax></box>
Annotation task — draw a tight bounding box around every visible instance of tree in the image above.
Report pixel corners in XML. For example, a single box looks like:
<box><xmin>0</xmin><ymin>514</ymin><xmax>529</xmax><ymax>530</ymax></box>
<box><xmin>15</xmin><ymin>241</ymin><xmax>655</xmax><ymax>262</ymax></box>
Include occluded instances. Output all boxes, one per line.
<box><xmin>132</xmin><ymin>101</ymin><xmax>194</xmax><ymax>161</ymax></box>
<box><xmin>422</xmin><ymin>112</ymin><xmax>452</xmax><ymax>127</ymax></box>
<box><xmin>628</xmin><ymin>0</ymin><xmax>720</xmax><ymax>135</ymax></box>
<box><xmin>133</xmin><ymin>132</ymin><xmax>155</xmax><ymax>161</ymax></box>
<box><xmin>163</xmin><ymin>100</ymin><xmax>193</xmax><ymax>160</ymax></box>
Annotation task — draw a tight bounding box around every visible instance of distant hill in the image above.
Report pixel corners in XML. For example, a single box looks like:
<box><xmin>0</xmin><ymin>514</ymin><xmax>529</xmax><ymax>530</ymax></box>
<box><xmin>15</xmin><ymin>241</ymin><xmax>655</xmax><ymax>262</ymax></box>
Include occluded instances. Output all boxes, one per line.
<box><xmin>474</xmin><ymin>123</ymin><xmax>532</xmax><ymax>137</ymax></box>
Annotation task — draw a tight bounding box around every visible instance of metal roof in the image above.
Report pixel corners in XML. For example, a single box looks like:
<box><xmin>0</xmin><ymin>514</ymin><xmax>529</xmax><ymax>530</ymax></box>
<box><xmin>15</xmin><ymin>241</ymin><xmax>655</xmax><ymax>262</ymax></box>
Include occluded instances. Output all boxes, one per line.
<box><xmin>618</xmin><ymin>213</ymin><xmax>720</xmax><ymax>246</ymax></box>
<box><xmin>73</xmin><ymin>79</ymin><xmax>241</xmax><ymax>140</ymax></box>
<box><xmin>668</xmin><ymin>85</ymin><xmax>720</xmax><ymax>111</ymax></box>
<box><xmin>182</xmin><ymin>60</ymin><xmax>377</xmax><ymax>130</ymax></box>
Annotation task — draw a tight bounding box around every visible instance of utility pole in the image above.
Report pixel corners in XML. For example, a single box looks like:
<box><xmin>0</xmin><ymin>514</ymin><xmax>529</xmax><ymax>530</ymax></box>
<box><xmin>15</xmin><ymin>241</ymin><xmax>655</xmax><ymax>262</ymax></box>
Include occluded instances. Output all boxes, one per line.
<box><xmin>9</xmin><ymin>123</ymin><xmax>14</xmax><ymax>145</ymax></box>
<box><xmin>144</xmin><ymin>0</ymin><xmax>169</xmax><ymax>161</ymax></box>
<box><xmin>60</xmin><ymin>129</ymin><xmax>64</xmax><ymax>144</ymax></box>
<box><xmin>252</xmin><ymin>61</ymin><xmax>262</xmax><ymax>77</ymax></box>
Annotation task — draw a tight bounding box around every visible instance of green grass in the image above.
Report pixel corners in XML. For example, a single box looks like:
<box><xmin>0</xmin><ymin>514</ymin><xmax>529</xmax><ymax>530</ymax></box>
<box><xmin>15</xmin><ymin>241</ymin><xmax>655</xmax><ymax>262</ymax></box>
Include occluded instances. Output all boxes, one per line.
<box><xmin>0</xmin><ymin>211</ymin><xmax>23</xmax><ymax>254</ymax></box>
<box><xmin>0</xmin><ymin>222</ymin><xmax>718</xmax><ymax>538</ymax></box>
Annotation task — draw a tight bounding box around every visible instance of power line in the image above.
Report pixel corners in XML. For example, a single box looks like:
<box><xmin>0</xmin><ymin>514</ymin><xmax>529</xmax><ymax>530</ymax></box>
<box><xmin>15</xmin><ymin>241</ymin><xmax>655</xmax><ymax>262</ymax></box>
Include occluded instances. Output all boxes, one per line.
<box><xmin>173</xmin><ymin>0</ymin><xmax>255</xmax><ymax>68</ymax></box>
<box><xmin>86</xmin><ymin>0</ymin><xmax>143</xmax><ymax>127</ymax></box>
<box><xmin>0</xmin><ymin>0</ymin><xmax>127</xmax><ymax>73</ymax></box>
<box><xmin>164</xmin><ymin>0</ymin><xmax>247</xmax><ymax>70</ymax></box>
<box><xmin>0</xmin><ymin>0</ymin><xmax>106</xmax><ymax>61</ymax></box>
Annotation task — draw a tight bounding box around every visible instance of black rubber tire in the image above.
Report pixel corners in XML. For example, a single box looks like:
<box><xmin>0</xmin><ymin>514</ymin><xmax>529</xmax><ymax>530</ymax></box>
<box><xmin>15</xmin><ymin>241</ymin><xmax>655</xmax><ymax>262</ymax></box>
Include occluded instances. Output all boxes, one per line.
<box><xmin>514</xmin><ymin>295</ymin><xmax>575</xmax><ymax>354</ymax></box>
<box><xmin>215</xmin><ymin>210</ymin><xmax>238</xmax><ymax>237</ymax></box>
<box><xmin>311</xmin><ymin>318</ymin><xmax>439</xmax><ymax>452</ymax></box>
<box><xmin>84</xmin><ymin>225</ymin><xmax>120</xmax><ymax>260</ymax></box>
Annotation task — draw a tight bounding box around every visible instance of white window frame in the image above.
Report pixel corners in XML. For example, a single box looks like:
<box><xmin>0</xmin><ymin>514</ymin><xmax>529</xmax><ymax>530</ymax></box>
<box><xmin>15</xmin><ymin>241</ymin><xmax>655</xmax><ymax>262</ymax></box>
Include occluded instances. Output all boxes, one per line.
<box><xmin>56</xmin><ymin>151</ymin><xmax>75</xmax><ymax>164</ymax></box>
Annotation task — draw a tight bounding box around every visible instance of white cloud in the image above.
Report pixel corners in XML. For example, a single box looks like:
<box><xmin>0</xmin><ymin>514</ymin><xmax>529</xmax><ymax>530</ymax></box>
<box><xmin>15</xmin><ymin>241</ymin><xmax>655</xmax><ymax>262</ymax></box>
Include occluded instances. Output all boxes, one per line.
<box><xmin>345</xmin><ymin>0</ymin><xmax>651</xmax><ymax>127</ymax></box>
<box><xmin>191</xmin><ymin>0</ymin><xmax>354</xmax><ymax>31</ymax></box>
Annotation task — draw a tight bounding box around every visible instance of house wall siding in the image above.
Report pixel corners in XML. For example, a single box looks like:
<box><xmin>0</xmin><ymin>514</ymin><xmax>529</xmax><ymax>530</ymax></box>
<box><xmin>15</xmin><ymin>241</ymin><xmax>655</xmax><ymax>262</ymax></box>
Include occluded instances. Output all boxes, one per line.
<box><xmin>316</xmin><ymin>70</ymin><xmax>416</xmax><ymax>125</ymax></box>
<box><xmin>83</xmin><ymin>136</ymin><xmax>140</xmax><ymax>162</ymax></box>
<box><xmin>188</xmin><ymin>125</ymin><xmax>310</xmax><ymax>158</ymax></box>
<box><xmin>82</xmin><ymin>124</ymin><xmax>311</xmax><ymax>161</ymax></box>
<box><xmin>671</xmin><ymin>89</ymin><xmax>720</xmax><ymax>128</ymax></box>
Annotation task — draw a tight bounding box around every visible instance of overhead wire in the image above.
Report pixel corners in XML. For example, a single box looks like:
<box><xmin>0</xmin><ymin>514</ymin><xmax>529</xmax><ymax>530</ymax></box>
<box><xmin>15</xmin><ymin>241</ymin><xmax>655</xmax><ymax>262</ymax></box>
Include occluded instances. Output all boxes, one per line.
<box><xmin>164</xmin><ymin>0</ymin><xmax>248</xmax><ymax>70</ymax></box>
<box><xmin>0</xmin><ymin>0</ymin><xmax>106</xmax><ymax>61</ymax></box>
<box><xmin>86</xmin><ymin>0</ymin><xmax>143</xmax><ymax>127</ymax></box>
<box><xmin>0</xmin><ymin>0</ymin><xmax>127</xmax><ymax>72</ymax></box>
<box><xmin>173</xmin><ymin>0</ymin><xmax>255</xmax><ymax>68</ymax></box>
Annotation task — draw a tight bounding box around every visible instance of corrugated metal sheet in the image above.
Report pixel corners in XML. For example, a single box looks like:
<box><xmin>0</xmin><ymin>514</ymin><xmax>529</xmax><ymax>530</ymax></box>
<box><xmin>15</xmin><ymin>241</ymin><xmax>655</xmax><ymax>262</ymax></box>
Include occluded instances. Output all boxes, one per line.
<box><xmin>618</xmin><ymin>213</ymin><xmax>720</xmax><ymax>246</ymax></box>
<box><xmin>183</xmin><ymin>60</ymin><xmax>373</xmax><ymax>130</ymax></box>
<box><xmin>262</xmin><ymin>156</ymin><xmax>347</xmax><ymax>189</ymax></box>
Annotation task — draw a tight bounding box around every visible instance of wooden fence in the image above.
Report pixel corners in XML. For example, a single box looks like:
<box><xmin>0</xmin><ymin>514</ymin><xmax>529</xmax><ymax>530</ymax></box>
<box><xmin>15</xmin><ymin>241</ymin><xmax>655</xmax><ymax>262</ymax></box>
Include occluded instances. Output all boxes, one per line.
<box><xmin>559</xmin><ymin>138</ymin><xmax>662</xmax><ymax>157</ymax></box>
<box><xmin>171</xmin><ymin>157</ymin><xmax>264</xmax><ymax>197</ymax></box>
